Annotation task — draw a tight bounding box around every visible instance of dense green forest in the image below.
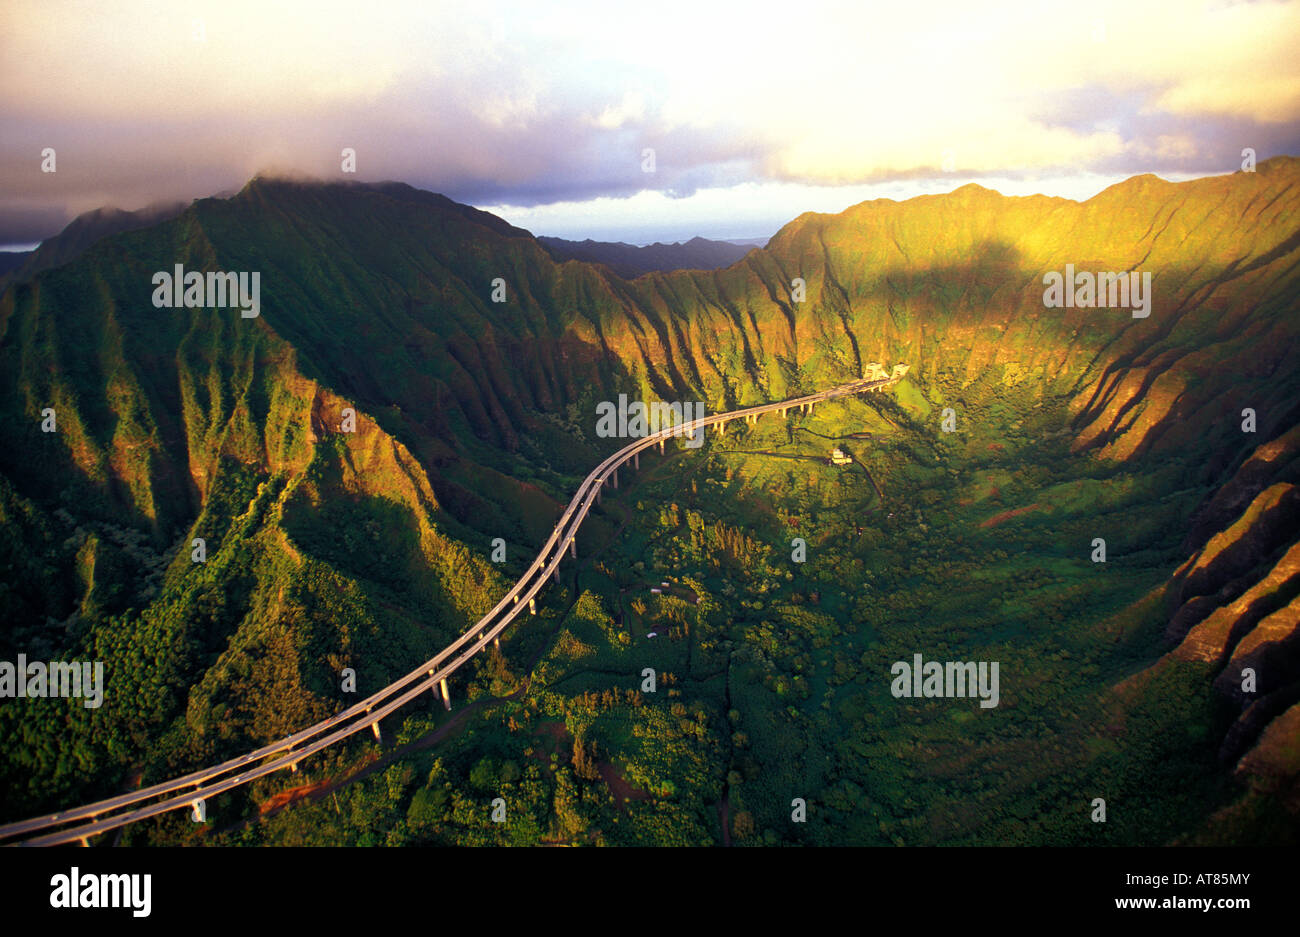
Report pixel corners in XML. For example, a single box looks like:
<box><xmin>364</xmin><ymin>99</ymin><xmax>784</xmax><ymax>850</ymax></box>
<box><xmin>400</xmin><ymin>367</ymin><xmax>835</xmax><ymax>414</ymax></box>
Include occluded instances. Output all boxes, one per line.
<box><xmin>3</xmin><ymin>163</ymin><xmax>1298</xmax><ymax>846</ymax></box>
<box><xmin>164</xmin><ymin>370</ymin><xmax>1270</xmax><ymax>846</ymax></box>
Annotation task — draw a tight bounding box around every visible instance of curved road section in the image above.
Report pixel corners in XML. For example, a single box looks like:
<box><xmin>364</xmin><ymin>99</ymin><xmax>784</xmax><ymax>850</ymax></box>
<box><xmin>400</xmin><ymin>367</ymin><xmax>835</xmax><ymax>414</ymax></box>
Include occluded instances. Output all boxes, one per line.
<box><xmin>0</xmin><ymin>374</ymin><xmax>902</xmax><ymax>846</ymax></box>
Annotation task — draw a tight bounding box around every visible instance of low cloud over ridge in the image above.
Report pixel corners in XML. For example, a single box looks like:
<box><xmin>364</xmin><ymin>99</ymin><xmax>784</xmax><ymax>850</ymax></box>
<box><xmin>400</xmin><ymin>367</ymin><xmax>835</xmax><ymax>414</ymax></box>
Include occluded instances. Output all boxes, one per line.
<box><xmin>3</xmin><ymin>0</ymin><xmax>1299</xmax><ymax>244</ymax></box>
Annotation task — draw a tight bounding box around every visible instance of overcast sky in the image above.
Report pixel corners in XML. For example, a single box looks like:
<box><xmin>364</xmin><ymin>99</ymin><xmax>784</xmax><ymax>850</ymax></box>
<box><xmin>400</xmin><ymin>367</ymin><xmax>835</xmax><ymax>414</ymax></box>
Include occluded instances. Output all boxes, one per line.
<box><xmin>3</xmin><ymin>0</ymin><xmax>1299</xmax><ymax>247</ymax></box>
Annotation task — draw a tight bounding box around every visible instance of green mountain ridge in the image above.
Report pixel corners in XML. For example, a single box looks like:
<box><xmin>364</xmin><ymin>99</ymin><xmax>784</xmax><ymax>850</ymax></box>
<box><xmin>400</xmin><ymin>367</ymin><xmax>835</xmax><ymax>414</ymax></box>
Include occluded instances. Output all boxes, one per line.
<box><xmin>1</xmin><ymin>161</ymin><xmax>1297</xmax><ymax>842</ymax></box>
<box><xmin>538</xmin><ymin>235</ymin><xmax>757</xmax><ymax>278</ymax></box>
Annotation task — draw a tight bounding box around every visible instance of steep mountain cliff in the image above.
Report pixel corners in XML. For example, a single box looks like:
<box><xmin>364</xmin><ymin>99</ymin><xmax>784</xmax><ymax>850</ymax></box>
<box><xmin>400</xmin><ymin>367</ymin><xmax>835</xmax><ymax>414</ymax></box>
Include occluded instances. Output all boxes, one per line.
<box><xmin>1</xmin><ymin>160</ymin><xmax>1297</xmax><ymax>835</ymax></box>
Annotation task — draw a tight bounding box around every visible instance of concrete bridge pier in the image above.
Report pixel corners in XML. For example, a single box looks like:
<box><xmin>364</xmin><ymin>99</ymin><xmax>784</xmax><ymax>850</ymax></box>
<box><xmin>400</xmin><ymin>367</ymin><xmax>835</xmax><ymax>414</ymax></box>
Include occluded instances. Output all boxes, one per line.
<box><xmin>633</xmin><ymin>452</ymin><xmax>639</xmax><ymax>470</ymax></box>
<box><xmin>371</xmin><ymin>723</ymin><xmax>382</xmax><ymax>742</ymax></box>
<box><xmin>612</xmin><ymin>469</ymin><xmax>618</xmax><ymax>489</ymax></box>
<box><xmin>553</xmin><ymin>566</ymin><xmax>560</xmax><ymax>583</ymax></box>
<box><xmin>439</xmin><ymin>678</ymin><xmax>450</xmax><ymax>711</ymax></box>
<box><xmin>529</xmin><ymin>597</ymin><xmax>537</xmax><ymax>615</ymax></box>
<box><xmin>493</xmin><ymin>635</ymin><xmax>501</xmax><ymax>649</ymax></box>
<box><xmin>658</xmin><ymin>440</ymin><xmax>665</xmax><ymax>454</ymax></box>
<box><xmin>569</xmin><ymin>539</ymin><xmax>576</xmax><ymax>558</ymax></box>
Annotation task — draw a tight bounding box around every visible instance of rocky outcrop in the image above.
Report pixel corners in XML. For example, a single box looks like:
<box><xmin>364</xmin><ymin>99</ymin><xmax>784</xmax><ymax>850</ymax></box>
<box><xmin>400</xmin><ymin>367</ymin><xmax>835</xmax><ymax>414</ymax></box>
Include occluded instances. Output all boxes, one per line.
<box><xmin>1135</xmin><ymin>420</ymin><xmax>1300</xmax><ymax>820</ymax></box>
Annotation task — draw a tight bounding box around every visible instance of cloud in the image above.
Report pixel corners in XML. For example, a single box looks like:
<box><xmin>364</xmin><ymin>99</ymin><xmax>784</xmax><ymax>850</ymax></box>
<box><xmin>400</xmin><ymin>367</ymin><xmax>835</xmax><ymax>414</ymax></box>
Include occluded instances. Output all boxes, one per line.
<box><xmin>1</xmin><ymin>0</ymin><xmax>1297</xmax><ymax>244</ymax></box>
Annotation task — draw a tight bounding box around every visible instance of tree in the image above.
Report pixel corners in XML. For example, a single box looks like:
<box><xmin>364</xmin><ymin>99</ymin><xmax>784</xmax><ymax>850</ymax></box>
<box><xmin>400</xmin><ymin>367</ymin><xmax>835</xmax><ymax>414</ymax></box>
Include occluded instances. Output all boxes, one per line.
<box><xmin>732</xmin><ymin>810</ymin><xmax>756</xmax><ymax>840</ymax></box>
<box><xmin>571</xmin><ymin>734</ymin><xmax>600</xmax><ymax>782</ymax></box>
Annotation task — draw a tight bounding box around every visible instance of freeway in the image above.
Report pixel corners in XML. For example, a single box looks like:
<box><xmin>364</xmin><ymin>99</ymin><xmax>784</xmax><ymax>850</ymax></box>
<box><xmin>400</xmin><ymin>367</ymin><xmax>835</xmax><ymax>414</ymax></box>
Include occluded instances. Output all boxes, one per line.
<box><xmin>0</xmin><ymin>371</ymin><xmax>904</xmax><ymax>846</ymax></box>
